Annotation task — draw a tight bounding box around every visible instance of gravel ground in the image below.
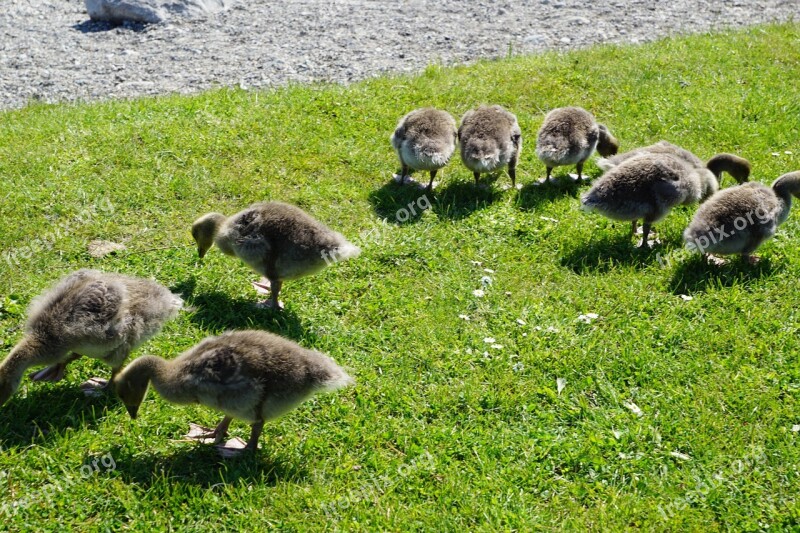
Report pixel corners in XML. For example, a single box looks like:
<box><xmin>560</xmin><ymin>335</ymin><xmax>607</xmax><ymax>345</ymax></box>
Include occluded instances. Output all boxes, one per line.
<box><xmin>0</xmin><ymin>0</ymin><xmax>795</xmax><ymax>110</ymax></box>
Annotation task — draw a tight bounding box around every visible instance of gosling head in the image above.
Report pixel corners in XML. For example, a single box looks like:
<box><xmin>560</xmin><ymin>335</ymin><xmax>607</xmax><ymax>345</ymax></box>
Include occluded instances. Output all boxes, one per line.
<box><xmin>596</xmin><ymin>124</ymin><xmax>620</xmax><ymax>157</ymax></box>
<box><xmin>191</xmin><ymin>213</ymin><xmax>226</xmax><ymax>259</ymax></box>
<box><xmin>706</xmin><ymin>154</ymin><xmax>751</xmax><ymax>184</ymax></box>
<box><xmin>113</xmin><ymin>368</ymin><xmax>151</xmax><ymax>420</ymax></box>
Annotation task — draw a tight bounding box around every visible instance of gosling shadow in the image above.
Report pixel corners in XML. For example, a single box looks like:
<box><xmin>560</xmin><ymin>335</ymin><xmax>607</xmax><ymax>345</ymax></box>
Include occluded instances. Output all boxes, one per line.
<box><xmin>516</xmin><ymin>175</ymin><xmax>587</xmax><ymax>211</ymax></box>
<box><xmin>668</xmin><ymin>254</ymin><xmax>776</xmax><ymax>294</ymax></box>
<box><xmin>368</xmin><ymin>179</ymin><xmax>434</xmax><ymax>224</ymax></box>
<box><xmin>0</xmin><ymin>384</ymin><xmax>118</xmax><ymax>449</ymax></box>
<box><xmin>184</xmin><ymin>289</ymin><xmax>310</xmax><ymax>341</ymax></box>
<box><xmin>430</xmin><ymin>177</ymin><xmax>502</xmax><ymax>220</ymax></box>
<box><xmin>561</xmin><ymin>232</ymin><xmax>662</xmax><ymax>274</ymax></box>
<box><xmin>110</xmin><ymin>443</ymin><xmax>306</xmax><ymax>489</ymax></box>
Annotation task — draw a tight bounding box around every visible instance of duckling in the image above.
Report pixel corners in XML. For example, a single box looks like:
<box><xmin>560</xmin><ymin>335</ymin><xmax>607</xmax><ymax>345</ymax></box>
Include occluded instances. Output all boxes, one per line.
<box><xmin>683</xmin><ymin>171</ymin><xmax>800</xmax><ymax>264</ymax></box>
<box><xmin>597</xmin><ymin>140</ymin><xmax>751</xmax><ymax>189</ymax></box>
<box><xmin>390</xmin><ymin>107</ymin><xmax>458</xmax><ymax>190</ymax></box>
<box><xmin>113</xmin><ymin>330</ymin><xmax>354</xmax><ymax>456</ymax></box>
<box><xmin>192</xmin><ymin>201</ymin><xmax>360</xmax><ymax>309</ymax></box>
<box><xmin>581</xmin><ymin>153</ymin><xmax>713</xmax><ymax>248</ymax></box>
<box><xmin>535</xmin><ymin>106</ymin><xmax>619</xmax><ymax>183</ymax></box>
<box><xmin>458</xmin><ymin>105</ymin><xmax>522</xmax><ymax>188</ymax></box>
<box><xmin>0</xmin><ymin>269</ymin><xmax>182</xmax><ymax>407</ymax></box>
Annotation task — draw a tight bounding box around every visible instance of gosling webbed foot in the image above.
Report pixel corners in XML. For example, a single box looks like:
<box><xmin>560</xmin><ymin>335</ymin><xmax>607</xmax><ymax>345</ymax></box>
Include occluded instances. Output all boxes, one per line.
<box><xmin>184</xmin><ymin>417</ymin><xmax>233</xmax><ymax>445</ymax></box>
<box><xmin>253</xmin><ymin>279</ymin><xmax>285</xmax><ymax>309</ymax></box>
<box><xmin>216</xmin><ymin>437</ymin><xmax>250</xmax><ymax>458</ymax></box>
<box><xmin>29</xmin><ymin>364</ymin><xmax>67</xmax><ymax>383</ymax></box>
<box><xmin>80</xmin><ymin>377</ymin><xmax>111</xmax><ymax>397</ymax></box>
<box><xmin>255</xmin><ymin>299</ymin><xmax>284</xmax><ymax>310</ymax></box>
<box><xmin>252</xmin><ymin>278</ymin><xmax>271</xmax><ymax>294</ymax></box>
<box><xmin>706</xmin><ymin>254</ymin><xmax>729</xmax><ymax>266</ymax></box>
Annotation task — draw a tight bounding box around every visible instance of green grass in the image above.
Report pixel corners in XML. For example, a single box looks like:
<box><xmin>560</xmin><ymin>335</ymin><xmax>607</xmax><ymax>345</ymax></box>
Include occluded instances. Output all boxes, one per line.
<box><xmin>2</xmin><ymin>23</ymin><xmax>800</xmax><ymax>531</ymax></box>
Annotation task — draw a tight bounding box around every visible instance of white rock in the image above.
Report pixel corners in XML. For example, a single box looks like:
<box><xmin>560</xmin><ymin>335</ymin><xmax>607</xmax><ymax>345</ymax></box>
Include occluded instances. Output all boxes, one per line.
<box><xmin>85</xmin><ymin>0</ymin><xmax>232</xmax><ymax>24</ymax></box>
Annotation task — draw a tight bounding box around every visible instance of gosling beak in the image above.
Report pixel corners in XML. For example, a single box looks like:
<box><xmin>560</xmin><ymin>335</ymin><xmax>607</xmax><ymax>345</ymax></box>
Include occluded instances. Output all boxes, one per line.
<box><xmin>197</xmin><ymin>247</ymin><xmax>206</xmax><ymax>259</ymax></box>
<box><xmin>125</xmin><ymin>404</ymin><xmax>139</xmax><ymax>420</ymax></box>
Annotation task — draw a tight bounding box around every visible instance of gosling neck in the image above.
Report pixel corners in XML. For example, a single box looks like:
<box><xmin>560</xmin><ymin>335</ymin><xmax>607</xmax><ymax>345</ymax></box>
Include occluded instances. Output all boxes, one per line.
<box><xmin>124</xmin><ymin>354</ymin><xmax>190</xmax><ymax>404</ymax></box>
<box><xmin>0</xmin><ymin>336</ymin><xmax>50</xmax><ymax>380</ymax></box>
<box><xmin>123</xmin><ymin>355</ymin><xmax>169</xmax><ymax>387</ymax></box>
<box><xmin>204</xmin><ymin>212</ymin><xmax>234</xmax><ymax>256</ymax></box>
<box><xmin>772</xmin><ymin>172</ymin><xmax>800</xmax><ymax>223</ymax></box>
<box><xmin>0</xmin><ymin>336</ymin><xmax>48</xmax><ymax>405</ymax></box>
<box><xmin>215</xmin><ymin>229</ymin><xmax>235</xmax><ymax>256</ymax></box>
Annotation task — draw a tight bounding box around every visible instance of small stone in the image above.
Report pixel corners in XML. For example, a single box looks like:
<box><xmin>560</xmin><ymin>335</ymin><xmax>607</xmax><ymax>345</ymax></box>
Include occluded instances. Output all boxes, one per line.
<box><xmin>87</xmin><ymin>240</ymin><xmax>126</xmax><ymax>258</ymax></box>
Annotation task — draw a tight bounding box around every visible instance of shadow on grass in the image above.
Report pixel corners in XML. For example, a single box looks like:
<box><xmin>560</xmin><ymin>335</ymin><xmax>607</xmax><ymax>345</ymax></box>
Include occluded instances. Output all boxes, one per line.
<box><xmin>368</xmin><ymin>179</ymin><xmax>436</xmax><ymax>224</ymax></box>
<box><xmin>111</xmin><ymin>443</ymin><xmax>306</xmax><ymax>489</ymax></box>
<box><xmin>667</xmin><ymin>254</ymin><xmax>776</xmax><ymax>294</ymax></box>
<box><xmin>561</xmin><ymin>232</ymin><xmax>661</xmax><ymax>274</ymax></box>
<box><xmin>515</xmin><ymin>175</ymin><xmax>584</xmax><ymax>210</ymax></box>
<box><xmin>0</xmin><ymin>384</ymin><xmax>118</xmax><ymax>449</ymax></box>
<box><xmin>173</xmin><ymin>278</ymin><xmax>310</xmax><ymax>341</ymax></box>
<box><xmin>431</xmin><ymin>177</ymin><xmax>502</xmax><ymax>220</ymax></box>
<box><xmin>368</xmin><ymin>175</ymin><xmax>503</xmax><ymax>222</ymax></box>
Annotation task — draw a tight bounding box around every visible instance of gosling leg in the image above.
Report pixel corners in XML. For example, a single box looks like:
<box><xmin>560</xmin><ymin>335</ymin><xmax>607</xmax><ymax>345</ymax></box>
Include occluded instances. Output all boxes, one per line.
<box><xmin>426</xmin><ymin>169</ymin><xmax>437</xmax><ymax>191</ymax></box>
<box><xmin>509</xmin><ymin>161</ymin><xmax>518</xmax><ymax>190</ymax></box>
<box><xmin>185</xmin><ymin>416</ymin><xmax>233</xmax><ymax>444</ymax></box>
<box><xmin>245</xmin><ymin>420</ymin><xmax>265</xmax><ymax>452</ymax></box>
<box><xmin>638</xmin><ymin>222</ymin><xmax>653</xmax><ymax>249</ymax></box>
<box><xmin>30</xmin><ymin>353</ymin><xmax>80</xmax><ymax>382</ymax></box>
<box><xmin>254</xmin><ymin>278</ymin><xmax>284</xmax><ymax>310</ymax></box>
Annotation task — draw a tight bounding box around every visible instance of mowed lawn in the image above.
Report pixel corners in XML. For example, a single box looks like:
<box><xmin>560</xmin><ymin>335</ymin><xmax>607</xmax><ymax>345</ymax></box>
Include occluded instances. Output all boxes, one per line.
<box><xmin>1</xmin><ymin>23</ymin><xmax>799</xmax><ymax>531</ymax></box>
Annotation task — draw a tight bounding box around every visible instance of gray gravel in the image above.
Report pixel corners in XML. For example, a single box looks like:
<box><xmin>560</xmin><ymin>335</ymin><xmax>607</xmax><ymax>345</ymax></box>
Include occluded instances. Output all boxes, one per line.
<box><xmin>0</xmin><ymin>0</ymin><xmax>795</xmax><ymax>110</ymax></box>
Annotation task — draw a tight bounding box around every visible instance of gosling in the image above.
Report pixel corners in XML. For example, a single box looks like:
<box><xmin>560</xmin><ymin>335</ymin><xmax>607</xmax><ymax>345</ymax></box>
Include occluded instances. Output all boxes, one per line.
<box><xmin>0</xmin><ymin>269</ymin><xmax>182</xmax><ymax>407</ymax></box>
<box><xmin>113</xmin><ymin>330</ymin><xmax>354</xmax><ymax>456</ymax></box>
<box><xmin>536</xmin><ymin>106</ymin><xmax>619</xmax><ymax>183</ymax></box>
<box><xmin>597</xmin><ymin>140</ymin><xmax>751</xmax><ymax>189</ymax></box>
<box><xmin>458</xmin><ymin>105</ymin><xmax>522</xmax><ymax>188</ymax></box>
<box><xmin>391</xmin><ymin>107</ymin><xmax>458</xmax><ymax>190</ymax></box>
<box><xmin>192</xmin><ymin>201</ymin><xmax>360</xmax><ymax>309</ymax></box>
<box><xmin>684</xmin><ymin>171</ymin><xmax>800</xmax><ymax>264</ymax></box>
<box><xmin>581</xmin><ymin>153</ymin><xmax>713</xmax><ymax>248</ymax></box>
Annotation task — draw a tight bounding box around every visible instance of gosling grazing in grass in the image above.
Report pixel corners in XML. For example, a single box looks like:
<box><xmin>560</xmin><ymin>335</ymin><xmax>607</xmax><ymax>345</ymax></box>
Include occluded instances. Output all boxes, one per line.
<box><xmin>597</xmin><ymin>140</ymin><xmax>751</xmax><ymax>192</ymax></box>
<box><xmin>536</xmin><ymin>106</ymin><xmax>619</xmax><ymax>183</ymax></box>
<box><xmin>684</xmin><ymin>171</ymin><xmax>800</xmax><ymax>264</ymax></box>
<box><xmin>458</xmin><ymin>105</ymin><xmax>522</xmax><ymax>188</ymax></box>
<box><xmin>580</xmin><ymin>153</ymin><xmax>728</xmax><ymax>248</ymax></box>
<box><xmin>113</xmin><ymin>330</ymin><xmax>354</xmax><ymax>455</ymax></box>
<box><xmin>391</xmin><ymin>107</ymin><xmax>458</xmax><ymax>190</ymax></box>
<box><xmin>192</xmin><ymin>201</ymin><xmax>360</xmax><ymax>309</ymax></box>
<box><xmin>0</xmin><ymin>269</ymin><xmax>182</xmax><ymax>407</ymax></box>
